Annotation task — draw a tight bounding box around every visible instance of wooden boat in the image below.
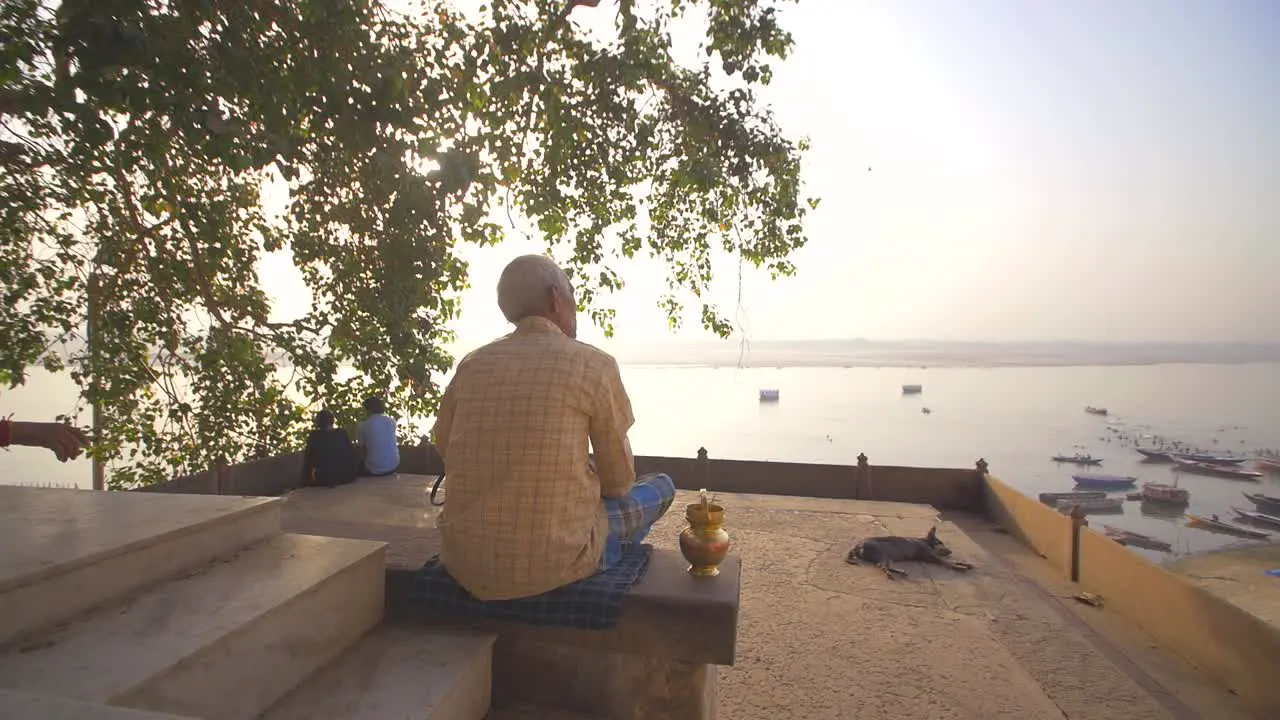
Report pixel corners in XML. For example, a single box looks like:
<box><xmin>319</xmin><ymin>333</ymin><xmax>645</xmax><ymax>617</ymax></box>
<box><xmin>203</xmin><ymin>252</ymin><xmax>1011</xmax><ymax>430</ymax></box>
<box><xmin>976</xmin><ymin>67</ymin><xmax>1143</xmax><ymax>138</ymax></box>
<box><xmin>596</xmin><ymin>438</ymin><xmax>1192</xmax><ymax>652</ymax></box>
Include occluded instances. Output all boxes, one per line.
<box><xmin>1172</xmin><ymin>457</ymin><xmax>1262</xmax><ymax>480</ymax></box>
<box><xmin>1242</xmin><ymin>492</ymin><xmax>1280</xmax><ymax>513</ymax></box>
<box><xmin>1103</xmin><ymin>525</ymin><xmax>1173</xmax><ymax>553</ymax></box>
<box><xmin>1171</xmin><ymin>452</ymin><xmax>1246</xmax><ymax>466</ymax></box>
<box><xmin>1039</xmin><ymin>490</ymin><xmax>1106</xmax><ymax>505</ymax></box>
<box><xmin>902</xmin><ymin>384</ymin><xmax>922</xmax><ymax>395</ymax></box>
<box><xmin>1053</xmin><ymin>453</ymin><xmax>1102</xmax><ymax>466</ymax></box>
<box><xmin>1139</xmin><ymin>481</ymin><xmax>1189</xmax><ymax>506</ymax></box>
<box><xmin>1056</xmin><ymin>497</ymin><xmax>1124</xmax><ymax>514</ymax></box>
<box><xmin>1136</xmin><ymin>448</ymin><xmax>1174</xmax><ymax>462</ymax></box>
<box><xmin>1255</xmin><ymin>457</ymin><xmax>1280</xmax><ymax>473</ymax></box>
<box><xmin>758</xmin><ymin>388</ymin><xmax>780</xmax><ymax>401</ymax></box>
<box><xmin>1071</xmin><ymin>474</ymin><xmax>1136</xmax><ymax>489</ymax></box>
<box><xmin>1084</xmin><ymin>406</ymin><xmax>1109</xmax><ymax>416</ymax></box>
<box><xmin>1230</xmin><ymin>507</ymin><xmax>1280</xmax><ymax>530</ymax></box>
<box><xmin>1185</xmin><ymin>513</ymin><xmax>1270</xmax><ymax>540</ymax></box>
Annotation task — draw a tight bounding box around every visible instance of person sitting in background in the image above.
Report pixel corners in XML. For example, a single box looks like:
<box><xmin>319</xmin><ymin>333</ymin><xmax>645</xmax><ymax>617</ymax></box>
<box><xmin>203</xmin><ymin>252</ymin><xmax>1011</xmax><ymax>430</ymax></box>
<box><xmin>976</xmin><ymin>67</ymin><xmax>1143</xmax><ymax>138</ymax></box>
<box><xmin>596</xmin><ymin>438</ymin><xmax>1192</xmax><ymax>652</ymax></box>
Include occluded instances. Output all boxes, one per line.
<box><xmin>431</xmin><ymin>254</ymin><xmax>676</xmax><ymax>601</ymax></box>
<box><xmin>357</xmin><ymin>396</ymin><xmax>400</xmax><ymax>477</ymax></box>
<box><xmin>300</xmin><ymin>409</ymin><xmax>356</xmax><ymax>488</ymax></box>
<box><xmin>0</xmin><ymin>417</ymin><xmax>90</xmax><ymax>462</ymax></box>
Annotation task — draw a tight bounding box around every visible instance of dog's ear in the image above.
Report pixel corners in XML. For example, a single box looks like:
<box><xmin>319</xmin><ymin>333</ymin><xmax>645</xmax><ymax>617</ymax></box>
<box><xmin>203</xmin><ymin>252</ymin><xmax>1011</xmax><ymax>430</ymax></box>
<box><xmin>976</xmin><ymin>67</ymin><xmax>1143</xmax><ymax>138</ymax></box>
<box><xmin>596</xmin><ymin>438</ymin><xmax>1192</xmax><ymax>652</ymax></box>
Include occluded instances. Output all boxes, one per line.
<box><xmin>926</xmin><ymin>526</ymin><xmax>938</xmax><ymax>540</ymax></box>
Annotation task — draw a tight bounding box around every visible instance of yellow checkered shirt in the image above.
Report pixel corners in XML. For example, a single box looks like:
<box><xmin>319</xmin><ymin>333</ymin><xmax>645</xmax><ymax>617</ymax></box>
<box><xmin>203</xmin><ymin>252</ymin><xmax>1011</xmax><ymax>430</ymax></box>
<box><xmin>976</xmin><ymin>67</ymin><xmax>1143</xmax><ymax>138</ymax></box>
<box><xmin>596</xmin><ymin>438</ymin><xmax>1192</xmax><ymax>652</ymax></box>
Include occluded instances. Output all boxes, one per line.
<box><xmin>431</xmin><ymin>316</ymin><xmax>637</xmax><ymax>600</ymax></box>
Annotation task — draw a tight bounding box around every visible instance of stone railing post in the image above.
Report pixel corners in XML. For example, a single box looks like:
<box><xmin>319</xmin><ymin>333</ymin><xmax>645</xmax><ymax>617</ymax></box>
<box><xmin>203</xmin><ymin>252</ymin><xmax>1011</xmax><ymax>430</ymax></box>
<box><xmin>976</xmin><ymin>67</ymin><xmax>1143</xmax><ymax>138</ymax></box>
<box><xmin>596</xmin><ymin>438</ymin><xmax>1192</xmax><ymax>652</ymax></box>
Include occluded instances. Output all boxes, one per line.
<box><xmin>1069</xmin><ymin>504</ymin><xmax>1088</xmax><ymax>583</ymax></box>
<box><xmin>856</xmin><ymin>452</ymin><xmax>869</xmax><ymax>499</ymax></box>
<box><xmin>972</xmin><ymin>458</ymin><xmax>991</xmax><ymax>514</ymax></box>
<box><xmin>214</xmin><ymin>458</ymin><xmax>229</xmax><ymax>495</ymax></box>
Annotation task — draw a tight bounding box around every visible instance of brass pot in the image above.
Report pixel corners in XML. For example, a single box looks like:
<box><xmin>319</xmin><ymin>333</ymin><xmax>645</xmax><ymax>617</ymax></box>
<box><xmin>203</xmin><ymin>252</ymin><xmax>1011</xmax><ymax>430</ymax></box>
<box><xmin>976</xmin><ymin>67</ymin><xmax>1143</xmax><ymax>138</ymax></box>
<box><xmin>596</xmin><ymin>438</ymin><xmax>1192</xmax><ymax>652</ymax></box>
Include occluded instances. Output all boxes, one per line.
<box><xmin>679</xmin><ymin>492</ymin><xmax>730</xmax><ymax>577</ymax></box>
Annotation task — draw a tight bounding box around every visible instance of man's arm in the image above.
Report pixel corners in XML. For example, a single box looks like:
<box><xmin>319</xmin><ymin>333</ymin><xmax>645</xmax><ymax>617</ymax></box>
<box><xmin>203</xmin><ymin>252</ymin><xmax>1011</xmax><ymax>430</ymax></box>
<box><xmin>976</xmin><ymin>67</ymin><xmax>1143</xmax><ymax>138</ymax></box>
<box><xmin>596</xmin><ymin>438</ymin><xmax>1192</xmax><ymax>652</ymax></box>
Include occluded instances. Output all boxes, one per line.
<box><xmin>589</xmin><ymin>356</ymin><xmax>636</xmax><ymax>499</ymax></box>
<box><xmin>2</xmin><ymin>419</ymin><xmax>90</xmax><ymax>462</ymax></box>
<box><xmin>430</xmin><ymin>379</ymin><xmax>459</xmax><ymax>461</ymax></box>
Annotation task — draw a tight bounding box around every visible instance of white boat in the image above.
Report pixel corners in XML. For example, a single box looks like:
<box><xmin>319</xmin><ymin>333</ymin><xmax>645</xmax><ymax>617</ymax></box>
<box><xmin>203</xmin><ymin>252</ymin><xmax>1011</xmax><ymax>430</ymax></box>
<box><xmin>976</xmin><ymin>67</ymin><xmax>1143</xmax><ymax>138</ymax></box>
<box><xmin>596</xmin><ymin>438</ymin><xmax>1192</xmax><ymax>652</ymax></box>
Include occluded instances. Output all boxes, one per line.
<box><xmin>759</xmin><ymin>388</ymin><xmax>780</xmax><ymax>402</ymax></box>
<box><xmin>902</xmin><ymin>384</ymin><xmax>922</xmax><ymax>395</ymax></box>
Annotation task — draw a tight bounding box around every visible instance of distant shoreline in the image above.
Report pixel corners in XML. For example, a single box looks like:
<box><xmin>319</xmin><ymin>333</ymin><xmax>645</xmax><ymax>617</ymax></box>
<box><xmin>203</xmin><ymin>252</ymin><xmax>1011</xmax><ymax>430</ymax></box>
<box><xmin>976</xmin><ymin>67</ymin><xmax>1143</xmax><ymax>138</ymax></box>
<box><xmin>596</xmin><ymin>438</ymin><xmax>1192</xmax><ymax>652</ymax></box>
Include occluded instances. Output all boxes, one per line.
<box><xmin>604</xmin><ymin>340</ymin><xmax>1280</xmax><ymax>370</ymax></box>
<box><xmin>619</xmin><ymin>357</ymin><xmax>1280</xmax><ymax>370</ymax></box>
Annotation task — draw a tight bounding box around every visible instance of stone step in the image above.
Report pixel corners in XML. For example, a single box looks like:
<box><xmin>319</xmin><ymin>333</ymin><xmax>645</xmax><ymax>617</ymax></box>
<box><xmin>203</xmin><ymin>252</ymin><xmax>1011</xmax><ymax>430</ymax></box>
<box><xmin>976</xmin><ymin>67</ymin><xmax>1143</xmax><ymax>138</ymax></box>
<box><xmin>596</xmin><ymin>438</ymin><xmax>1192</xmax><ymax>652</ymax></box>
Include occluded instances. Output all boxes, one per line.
<box><xmin>261</xmin><ymin>625</ymin><xmax>496</xmax><ymax>720</ymax></box>
<box><xmin>0</xmin><ymin>486</ymin><xmax>281</xmax><ymax>646</ymax></box>
<box><xmin>0</xmin><ymin>533</ymin><xmax>386</xmax><ymax>720</ymax></box>
<box><xmin>0</xmin><ymin>688</ymin><xmax>200</xmax><ymax>719</ymax></box>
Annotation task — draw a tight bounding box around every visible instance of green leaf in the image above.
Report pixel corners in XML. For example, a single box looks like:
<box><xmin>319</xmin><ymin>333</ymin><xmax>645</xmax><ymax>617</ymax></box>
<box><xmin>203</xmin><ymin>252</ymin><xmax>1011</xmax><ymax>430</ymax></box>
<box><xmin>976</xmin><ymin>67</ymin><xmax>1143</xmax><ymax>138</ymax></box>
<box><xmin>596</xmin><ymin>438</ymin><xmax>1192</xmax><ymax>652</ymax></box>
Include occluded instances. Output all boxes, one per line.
<box><xmin>0</xmin><ymin>0</ymin><xmax>815</xmax><ymax>486</ymax></box>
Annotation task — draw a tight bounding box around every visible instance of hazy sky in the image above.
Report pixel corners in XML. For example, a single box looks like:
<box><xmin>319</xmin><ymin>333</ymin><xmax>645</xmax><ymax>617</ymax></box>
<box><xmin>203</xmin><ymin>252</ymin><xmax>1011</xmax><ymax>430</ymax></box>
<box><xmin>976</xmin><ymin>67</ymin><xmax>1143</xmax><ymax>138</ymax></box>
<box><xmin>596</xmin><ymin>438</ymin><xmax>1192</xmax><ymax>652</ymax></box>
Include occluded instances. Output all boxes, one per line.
<box><xmin>262</xmin><ymin>0</ymin><xmax>1280</xmax><ymax>348</ymax></box>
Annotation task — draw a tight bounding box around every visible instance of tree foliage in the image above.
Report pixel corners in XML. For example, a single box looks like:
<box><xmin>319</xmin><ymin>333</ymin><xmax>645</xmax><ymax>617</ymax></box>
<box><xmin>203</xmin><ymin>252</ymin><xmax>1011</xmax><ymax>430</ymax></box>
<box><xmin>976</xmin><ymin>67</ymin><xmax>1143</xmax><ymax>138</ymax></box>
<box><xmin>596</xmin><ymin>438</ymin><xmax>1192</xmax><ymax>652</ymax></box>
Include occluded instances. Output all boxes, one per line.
<box><xmin>0</xmin><ymin>0</ymin><xmax>815</xmax><ymax>487</ymax></box>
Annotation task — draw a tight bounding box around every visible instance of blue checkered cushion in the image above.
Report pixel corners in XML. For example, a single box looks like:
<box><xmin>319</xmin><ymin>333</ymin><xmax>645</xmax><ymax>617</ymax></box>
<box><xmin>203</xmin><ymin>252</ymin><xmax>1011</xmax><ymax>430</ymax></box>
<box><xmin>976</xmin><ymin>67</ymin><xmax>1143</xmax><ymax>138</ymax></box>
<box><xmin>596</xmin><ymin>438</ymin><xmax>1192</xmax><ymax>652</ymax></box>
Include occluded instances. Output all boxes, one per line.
<box><xmin>409</xmin><ymin>543</ymin><xmax>653</xmax><ymax>630</ymax></box>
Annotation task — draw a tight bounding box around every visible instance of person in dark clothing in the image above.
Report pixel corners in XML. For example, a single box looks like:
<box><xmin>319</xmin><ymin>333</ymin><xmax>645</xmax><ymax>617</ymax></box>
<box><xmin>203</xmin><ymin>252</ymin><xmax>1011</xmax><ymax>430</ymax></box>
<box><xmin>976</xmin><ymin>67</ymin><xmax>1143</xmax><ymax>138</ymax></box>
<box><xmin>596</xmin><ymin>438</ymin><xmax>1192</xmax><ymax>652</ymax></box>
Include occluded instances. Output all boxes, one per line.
<box><xmin>301</xmin><ymin>410</ymin><xmax>357</xmax><ymax>488</ymax></box>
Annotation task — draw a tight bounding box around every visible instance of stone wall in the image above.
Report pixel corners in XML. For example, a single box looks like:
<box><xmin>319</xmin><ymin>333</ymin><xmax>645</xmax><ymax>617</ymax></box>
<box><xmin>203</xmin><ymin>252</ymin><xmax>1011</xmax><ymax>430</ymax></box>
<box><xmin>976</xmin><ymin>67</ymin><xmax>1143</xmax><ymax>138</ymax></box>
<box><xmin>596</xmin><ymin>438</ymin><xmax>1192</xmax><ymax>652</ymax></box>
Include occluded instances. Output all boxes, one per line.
<box><xmin>637</xmin><ymin>450</ymin><xmax>985</xmax><ymax>511</ymax></box>
<box><xmin>982</xmin><ymin>472</ymin><xmax>1280</xmax><ymax>716</ymax></box>
<box><xmin>1077</xmin><ymin>526</ymin><xmax>1280</xmax><ymax>716</ymax></box>
<box><xmin>134</xmin><ymin>444</ymin><xmax>986</xmax><ymax>512</ymax></box>
<box><xmin>135</xmin><ymin>452</ymin><xmax>305</xmax><ymax>496</ymax></box>
<box><xmin>981</xmin><ymin>473</ymin><xmax>1075</xmax><ymax>578</ymax></box>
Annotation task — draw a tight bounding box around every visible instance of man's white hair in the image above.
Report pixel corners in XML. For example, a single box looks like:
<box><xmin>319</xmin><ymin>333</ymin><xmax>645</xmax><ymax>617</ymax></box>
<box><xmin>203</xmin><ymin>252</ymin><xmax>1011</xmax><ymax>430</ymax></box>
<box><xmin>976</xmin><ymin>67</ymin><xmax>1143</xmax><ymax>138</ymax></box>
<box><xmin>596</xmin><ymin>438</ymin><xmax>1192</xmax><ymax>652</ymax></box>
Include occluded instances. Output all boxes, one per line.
<box><xmin>496</xmin><ymin>254</ymin><xmax>572</xmax><ymax>323</ymax></box>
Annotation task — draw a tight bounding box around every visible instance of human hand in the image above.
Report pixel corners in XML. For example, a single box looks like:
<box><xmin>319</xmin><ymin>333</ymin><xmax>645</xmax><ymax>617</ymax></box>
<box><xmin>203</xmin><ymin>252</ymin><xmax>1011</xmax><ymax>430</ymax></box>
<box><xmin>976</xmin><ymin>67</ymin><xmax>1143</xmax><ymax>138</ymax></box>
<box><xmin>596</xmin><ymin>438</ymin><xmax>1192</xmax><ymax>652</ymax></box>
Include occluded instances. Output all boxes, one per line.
<box><xmin>10</xmin><ymin>421</ymin><xmax>91</xmax><ymax>462</ymax></box>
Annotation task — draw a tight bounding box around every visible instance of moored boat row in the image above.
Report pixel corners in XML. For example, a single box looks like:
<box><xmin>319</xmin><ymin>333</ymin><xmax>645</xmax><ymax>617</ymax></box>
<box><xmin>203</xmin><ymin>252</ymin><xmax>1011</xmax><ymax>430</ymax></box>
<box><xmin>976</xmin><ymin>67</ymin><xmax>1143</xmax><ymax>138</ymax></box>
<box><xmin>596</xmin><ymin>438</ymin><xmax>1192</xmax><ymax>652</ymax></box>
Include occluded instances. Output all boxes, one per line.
<box><xmin>1136</xmin><ymin>447</ymin><xmax>1248</xmax><ymax>466</ymax></box>
<box><xmin>1103</xmin><ymin>526</ymin><xmax>1173</xmax><ymax>553</ymax></box>
<box><xmin>1231</xmin><ymin>507</ymin><xmax>1280</xmax><ymax>530</ymax></box>
<box><xmin>1171</xmin><ymin>456</ymin><xmax>1263</xmax><ymax>480</ymax></box>
<box><xmin>1041</xmin><ymin>431</ymin><xmax>1280</xmax><ymax>553</ymax></box>
<box><xmin>1039</xmin><ymin>490</ymin><xmax>1106</xmax><ymax>504</ymax></box>
<box><xmin>1054</xmin><ymin>496</ymin><xmax>1124</xmax><ymax>514</ymax></box>
<box><xmin>1242</xmin><ymin>492</ymin><xmax>1280</xmax><ymax>514</ymax></box>
<box><xmin>1052</xmin><ymin>453</ymin><xmax>1103</xmax><ymax>465</ymax></box>
<box><xmin>1071</xmin><ymin>474</ymin><xmax>1136</xmax><ymax>489</ymax></box>
<box><xmin>1185</xmin><ymin>513</ymin><xmax>1271</xmax><ymax>540</ymax></box>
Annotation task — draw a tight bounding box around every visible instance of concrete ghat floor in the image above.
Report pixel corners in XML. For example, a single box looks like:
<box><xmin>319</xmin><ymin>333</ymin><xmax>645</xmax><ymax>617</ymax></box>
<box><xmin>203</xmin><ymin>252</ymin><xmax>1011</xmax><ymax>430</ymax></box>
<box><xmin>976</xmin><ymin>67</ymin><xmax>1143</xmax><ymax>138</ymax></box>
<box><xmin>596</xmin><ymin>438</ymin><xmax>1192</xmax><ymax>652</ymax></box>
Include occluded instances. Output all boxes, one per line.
<box><xmin>281</xmin><ymin>476</ymin><xmax>1246</xmax><ymax>720</ymax></box>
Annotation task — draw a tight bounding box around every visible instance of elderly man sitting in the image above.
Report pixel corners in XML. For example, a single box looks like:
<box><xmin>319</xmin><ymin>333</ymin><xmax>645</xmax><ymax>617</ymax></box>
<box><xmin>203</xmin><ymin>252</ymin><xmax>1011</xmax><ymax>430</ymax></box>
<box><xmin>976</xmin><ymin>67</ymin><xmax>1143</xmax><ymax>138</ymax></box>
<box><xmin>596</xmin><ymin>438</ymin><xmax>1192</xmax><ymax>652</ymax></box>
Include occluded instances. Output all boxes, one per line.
<box><xmin>431</xmin><ymin>254</ymin><xmax>676</xmax><ymax>601</ymax></box>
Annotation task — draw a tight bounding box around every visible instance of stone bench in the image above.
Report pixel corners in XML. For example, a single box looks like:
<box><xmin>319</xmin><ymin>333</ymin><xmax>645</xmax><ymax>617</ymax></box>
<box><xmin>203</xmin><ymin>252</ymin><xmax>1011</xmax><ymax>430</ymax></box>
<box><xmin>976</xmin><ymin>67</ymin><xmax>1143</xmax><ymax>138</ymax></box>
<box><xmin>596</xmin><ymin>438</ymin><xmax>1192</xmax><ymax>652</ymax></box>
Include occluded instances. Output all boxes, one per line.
<box><xmin>384</xmin><ymin>549</ymin><xmax>741</xmax><ymax>720</ymax></box>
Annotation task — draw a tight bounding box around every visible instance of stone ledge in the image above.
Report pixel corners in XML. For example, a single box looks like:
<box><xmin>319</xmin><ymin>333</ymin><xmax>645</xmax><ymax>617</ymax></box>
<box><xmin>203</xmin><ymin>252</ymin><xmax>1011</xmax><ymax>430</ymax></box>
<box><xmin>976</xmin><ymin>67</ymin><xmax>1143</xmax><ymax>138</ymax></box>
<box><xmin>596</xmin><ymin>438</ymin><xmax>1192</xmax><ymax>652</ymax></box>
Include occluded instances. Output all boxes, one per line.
<box><xmin>385</xmin><ymin>549</ymin><xmax>741</xmax><ymax>667</ymax></box>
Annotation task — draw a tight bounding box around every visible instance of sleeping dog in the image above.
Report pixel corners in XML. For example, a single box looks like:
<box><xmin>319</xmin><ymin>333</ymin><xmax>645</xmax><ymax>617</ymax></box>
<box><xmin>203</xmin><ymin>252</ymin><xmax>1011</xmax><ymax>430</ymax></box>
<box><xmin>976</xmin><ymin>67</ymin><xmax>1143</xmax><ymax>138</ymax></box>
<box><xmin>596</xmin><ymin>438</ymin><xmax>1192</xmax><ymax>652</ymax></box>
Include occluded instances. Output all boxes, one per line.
<box><xmin>846</xmin><ymin>526</ymin><xmax>975</xmax><ymax>579</ymax></box>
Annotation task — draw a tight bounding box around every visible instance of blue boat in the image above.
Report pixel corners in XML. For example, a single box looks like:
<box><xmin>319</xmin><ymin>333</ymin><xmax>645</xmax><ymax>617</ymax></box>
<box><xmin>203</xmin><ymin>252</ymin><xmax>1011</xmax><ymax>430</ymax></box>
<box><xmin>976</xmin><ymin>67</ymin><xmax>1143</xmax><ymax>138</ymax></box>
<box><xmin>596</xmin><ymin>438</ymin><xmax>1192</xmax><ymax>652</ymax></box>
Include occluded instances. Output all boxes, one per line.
<box><xmin>1072</xmin><ymin>474</ymin><xmax>1138</xmax><ymax>490</ymax></box>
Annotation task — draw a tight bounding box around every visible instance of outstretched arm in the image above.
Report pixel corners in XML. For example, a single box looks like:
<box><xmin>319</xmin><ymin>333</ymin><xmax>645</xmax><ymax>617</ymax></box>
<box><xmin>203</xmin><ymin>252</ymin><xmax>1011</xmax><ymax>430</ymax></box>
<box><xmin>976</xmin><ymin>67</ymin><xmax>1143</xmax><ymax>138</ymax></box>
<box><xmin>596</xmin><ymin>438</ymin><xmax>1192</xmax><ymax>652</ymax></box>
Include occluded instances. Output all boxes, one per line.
<box><xmin>589</xmin><ymin>357</ymin><xmax>637</xmax><ymax>499</ymax></box>
<box><xmin>1</xmin><ymin>419</ymin><xmax>90</xmax><ymax>462</ymax></box>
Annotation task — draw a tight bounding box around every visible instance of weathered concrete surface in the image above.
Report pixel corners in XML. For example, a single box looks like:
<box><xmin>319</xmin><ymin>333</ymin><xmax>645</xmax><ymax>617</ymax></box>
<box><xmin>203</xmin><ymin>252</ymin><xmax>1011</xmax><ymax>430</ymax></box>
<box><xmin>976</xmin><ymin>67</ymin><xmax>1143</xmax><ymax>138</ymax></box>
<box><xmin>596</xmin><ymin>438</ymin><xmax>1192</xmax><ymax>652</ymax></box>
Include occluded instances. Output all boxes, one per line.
<box><xmin>280</xmin><ymin>476</ymin><xmax>1249</xmax><ymax>719</ymax></box>
<box><xmin>0</xmin><ymin>486</ymin><xmax>280</xmax><ymax>646</ymax></box>
<box><xmin>1168</xmin><ymin>543</ymin><xmax>1280</xmax><ymax>629</ymax></box>
<box><xmin>282</xmin><ymin>474</ymin><xmax>442</xmax><ymax>569</ymax></box>
<box><xmin>959</xmin><ymin>516</ymin><xmax>1256</xmax><ymax>720</ymax></box>
<box><xmin>654</xmin><ymin>491</ymin><xmax>1179</xmax><ymax>720</ymax></box>
<box><xmin>0</xmin><ymin>689</ymin><xmax>199</xmax><ymax>719</ymax></box>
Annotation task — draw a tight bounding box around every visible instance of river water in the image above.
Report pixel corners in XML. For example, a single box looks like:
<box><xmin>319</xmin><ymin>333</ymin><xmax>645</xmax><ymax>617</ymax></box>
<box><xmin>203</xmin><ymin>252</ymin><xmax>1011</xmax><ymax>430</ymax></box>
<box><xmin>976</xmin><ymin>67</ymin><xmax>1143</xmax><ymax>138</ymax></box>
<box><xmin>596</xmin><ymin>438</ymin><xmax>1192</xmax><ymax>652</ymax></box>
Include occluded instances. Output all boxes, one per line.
<box><xmin>4</xmin><ymin>362</ymin><xmax>1279</xmax><ymax>562</ymax></box>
